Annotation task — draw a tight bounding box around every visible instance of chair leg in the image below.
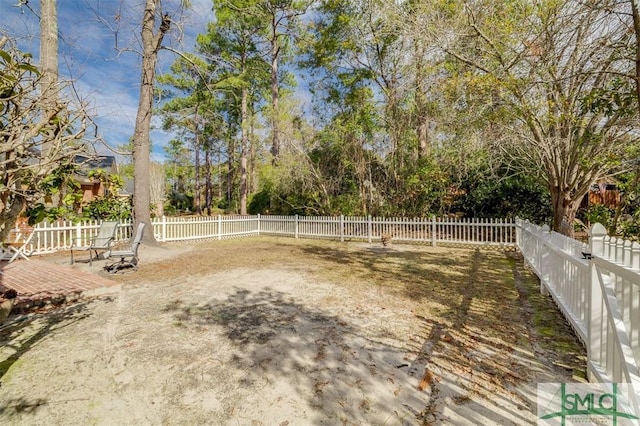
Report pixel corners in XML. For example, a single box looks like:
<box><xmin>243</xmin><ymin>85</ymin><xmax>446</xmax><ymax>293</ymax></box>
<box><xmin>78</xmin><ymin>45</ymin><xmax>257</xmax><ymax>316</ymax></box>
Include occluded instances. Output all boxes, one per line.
<box><xmin>105</xmin><ymin>256</ymin><xmax>138</xmax><ymax>273</ymax></box>
<box><xmin>9</xmin><ymin>248</ymin><xmax>23</xmax><ymax>262</ymax></box>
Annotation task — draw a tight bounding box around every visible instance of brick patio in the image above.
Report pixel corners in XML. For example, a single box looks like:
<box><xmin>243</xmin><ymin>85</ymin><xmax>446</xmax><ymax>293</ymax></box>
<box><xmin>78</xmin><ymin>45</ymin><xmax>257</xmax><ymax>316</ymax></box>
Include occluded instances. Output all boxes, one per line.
<box><xmin>0</xmin><ymin>258</ymin><xmax>120</xmax><ymax>311</ymax></box>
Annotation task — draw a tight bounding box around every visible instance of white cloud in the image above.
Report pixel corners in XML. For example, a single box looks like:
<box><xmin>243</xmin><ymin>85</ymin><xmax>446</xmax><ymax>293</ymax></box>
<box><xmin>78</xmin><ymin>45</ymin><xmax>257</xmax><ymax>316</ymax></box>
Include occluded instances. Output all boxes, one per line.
<box><xmin>1</xmin><ymin>0</ymin><xmax>214</xmax><ymax>162</ymax></box>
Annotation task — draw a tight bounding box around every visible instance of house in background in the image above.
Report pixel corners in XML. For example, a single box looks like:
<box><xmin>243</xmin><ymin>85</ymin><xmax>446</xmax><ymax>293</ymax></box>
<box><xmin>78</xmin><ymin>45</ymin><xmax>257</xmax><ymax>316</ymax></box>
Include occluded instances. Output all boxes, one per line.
<box><xmin>583</xmin><ymin>179</ymin><xmax>621</xmax><ymax>210</ymax></box>
<box><xmin>588</xmin><ymin>182</ymin><xmax>620</xmax><ymax>208</ymax></box>
<box><xmin>73</xmin><ymin>155</ymin><xmax>119</xmax><ymax>205</ymax></box>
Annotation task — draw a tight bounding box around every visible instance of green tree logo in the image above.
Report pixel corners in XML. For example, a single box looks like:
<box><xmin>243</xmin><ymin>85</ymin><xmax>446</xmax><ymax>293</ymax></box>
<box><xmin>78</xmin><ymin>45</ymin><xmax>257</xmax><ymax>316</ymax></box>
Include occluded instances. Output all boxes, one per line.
<box><xmin>538</xmin><ymin>383</ymin><xmax>640</xmax><ymax>425</ymax></box>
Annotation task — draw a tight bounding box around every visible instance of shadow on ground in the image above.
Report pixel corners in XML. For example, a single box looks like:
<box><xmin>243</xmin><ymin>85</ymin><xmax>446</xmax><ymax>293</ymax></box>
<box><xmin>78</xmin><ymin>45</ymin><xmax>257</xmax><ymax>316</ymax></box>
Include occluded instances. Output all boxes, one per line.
<box><xmin>150</xmin><ymin>239</ymin><xmax>587</xmax><ymax>424</ymax></box>
<box><xmin>0</xmin><ymin>299</ymin><xmax>105</xmax><ymax>416</ymax></box>
<box><xmin>159</xmin><ymin>246</ymin><xmax>585</xmax><ymax>424</ymax></box>
<box><xmin>163</xmin><ymin>286</ymin><xmax>429</xmax><ymax>424</ymax></box>
<box><xmin>0</xmin><ymin>238</ymin><xmax>586</xmax><ymax>424</ymax></box>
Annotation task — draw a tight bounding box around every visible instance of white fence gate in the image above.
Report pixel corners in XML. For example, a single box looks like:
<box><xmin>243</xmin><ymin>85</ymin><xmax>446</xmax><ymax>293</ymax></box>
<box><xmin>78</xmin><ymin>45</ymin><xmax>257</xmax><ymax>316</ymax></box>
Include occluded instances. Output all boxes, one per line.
<box><xmin>517</xmin><ymin>219</ymin><xmax>640</xmax><ymax>415</ymax></box>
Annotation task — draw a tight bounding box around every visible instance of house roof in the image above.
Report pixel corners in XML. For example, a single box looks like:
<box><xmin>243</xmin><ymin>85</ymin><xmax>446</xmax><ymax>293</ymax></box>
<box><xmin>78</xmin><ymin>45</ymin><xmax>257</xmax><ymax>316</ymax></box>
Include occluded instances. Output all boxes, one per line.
<box><xmin>120</xmin><ymin>177</ymin><xmax>134</xmax><ymax>197</ymax></box>
<box><xmin>74</xmin><ymin>155</ymin><xmax>117</xmax><ymax>178</ymax></box>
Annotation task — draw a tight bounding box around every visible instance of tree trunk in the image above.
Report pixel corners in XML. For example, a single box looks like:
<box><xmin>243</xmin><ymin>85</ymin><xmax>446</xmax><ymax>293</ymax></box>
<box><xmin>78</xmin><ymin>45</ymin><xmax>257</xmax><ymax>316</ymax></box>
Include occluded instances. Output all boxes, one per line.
<box><xmin>193</xmin><ymin>107</ymin><xmax>201</xmax><ymax>215</ymax></box>
<box><xmin>250</xmin><ymin>102</ymin><xmax>258</xmax><ymax>193</ymax></box>
<box><xmin>217</xmin><ymin>147</ymin><xmax>223</xmax><ymax>200</ymax></box>
<box><xmin>132</xmin><ymin>0</ymin><xmax>169</xmax><ymax>245</ymax></box>
<box><xmin>417</xmin><ymin>118</ymin><xmax>429</xmax><ymax>159</ymax></box>
<box><xmin>550</xmin><ymin>185</ymin><xmax>583</xmax><ymax>238</ymax></box>
<box><xmin>240</xmin><ymin>86</ymin><xmax>249</xmax><ymax>215</ymax></box>
<box><xmin>226</xmin><ymin>137</ymin><xmax>235</xmax><ymax>209</ymax></box>
<box><xmin>204</xmin><ymin>144</ymin><xmax>212</xmax><ymax>214</ymax></box>
<box><xmin>194</xmin><ymin>141</ymin><xmax>201</xmax><ymax>214</ymax></box>
<box><xmin>40</xmin><ymin>0</ymin><xmax>58</xmax><ymax>157</ymax></box>
<box><xmin>414</xmin><ymin>45</ymin><xmax>429</xmax><ymax>159</ymax></box>
<box><xmin>631</xmin><ymin>0</ymin><xmax>640</xmax><ymax>116</ymax></box>
<box><xmin>0</xmin><ymin>196</ymin><xmax>26</xmax><ymax>242</ymax></box>
<box><xmin>149</xmin><ymin>162</ymin><xmax>165</xmax><ymax>218</ymax></box>
<box><xmin>270</xmin><ymin>21</ymin><xmax>280</xmax><ymax>164</ymax></box>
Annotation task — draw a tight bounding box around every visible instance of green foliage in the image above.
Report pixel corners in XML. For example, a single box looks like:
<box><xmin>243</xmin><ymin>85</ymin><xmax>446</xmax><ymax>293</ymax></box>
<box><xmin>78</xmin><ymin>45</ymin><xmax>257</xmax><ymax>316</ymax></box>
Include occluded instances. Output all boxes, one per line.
<box><xmin>25</xmin><ymin>162</ymin><xmax>84</xmax><ymax>224</ymax></box>
<box><xmin>247</xmin><ymin>189</ymin><xmax>272</xmax><ymax>215</ymax></box>
<box><xmin>26</xmin><ymin>167</ymin><xmax>132</xmax><ymax>222</ymax></box>
<box><xmin>37</xmin><ymin>161</ymin><xmax>80</xmax><ymax>197</ymax></box>
<box><xmin>82</xmin><ymin>170</ymin><xmax>132</xmax><ymax>221</ymax></box>
<box><xmin>582</xmin><ymin>204</ymin><xmax>613</xmax><ymax>229</ymax></box>
<box><xmin>153</xmin><ymin>0</ymin><xmax>640</xmax><ymax>227</ymax></box>
<box><xmin>167</xmin><ymin>189</ymin><xmax>194</xmax><ymax>214</ymax></box>
<box><xmin>83</xmin><ymin>196</ymin><xmax>132</xmax><ymax>221</ymax></box>
<box><xmin>247</xmin><ymin>160</ymin><xmax>328</xmax><ymax>215</ymax></box>
<box><xmin>619</xmin><ymin>212</ymin><xmax>640</xmax><ymax>241</ymax></box>
<box><xmin>454</xmin><ymin>173</ymin><xmax>552</xmax><ymax>223</ymax></box>
<box><xmin>580</xmin><ymin>78</ymin><xmax>636</xmax><ymax>118</ymax></box>
<box><xmin>26</xmin><ymin>204</ymin><xmax>71</xmax><ymax>225</ymax></box>
<box><xmin>391</xmin><ymin>158</ymin><xmax>450</xmax><ymax>216</ymax></box>
<box><xmin>0</xmin><ymin>39</ymin><xmax>90</xmax><ymax>239</ymax></box>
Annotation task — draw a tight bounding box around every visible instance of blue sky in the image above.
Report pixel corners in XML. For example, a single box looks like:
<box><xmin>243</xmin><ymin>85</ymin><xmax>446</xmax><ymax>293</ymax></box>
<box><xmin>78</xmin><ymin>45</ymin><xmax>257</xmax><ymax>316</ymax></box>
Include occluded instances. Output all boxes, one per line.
<box><xmin>1</xmin><ymin>0</ymin><xmax>215</xmax><ymax>162</ymax></box>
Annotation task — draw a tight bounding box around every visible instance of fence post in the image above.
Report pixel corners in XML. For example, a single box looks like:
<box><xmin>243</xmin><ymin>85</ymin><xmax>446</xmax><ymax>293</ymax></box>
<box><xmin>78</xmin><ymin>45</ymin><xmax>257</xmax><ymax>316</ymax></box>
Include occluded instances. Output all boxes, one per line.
<box><xmin>75</xmin><ymin>221</ymin><xmax>83</xmax><ymax>248</ymax></box>
<box><xmin>161</xmin><ymin>216</ymin><xmax>167</xmax><ymax>242</ymax></box>
<box><xmin>589</xmin><ymin>223</ymin><xmax>607</xmax><ymax>258</ymax></box>
<box><xmin>218</xmin><ymin>215</ymin><xmax>222</xmax><ymax>240</ymax></box>
<box><xmin>539</xmin><ymin>225</ymin><xmax>551</xmax><ymax>296</ymax></box>
<box><xmin>257</xmin><ymin>214</ymin><xmax>261</xmax><ymax>235</ymax></box>
<box><xmin>587</xmin><ymin>223</ymin><xmax>607</xmax><ymax>381</ymax></box>
<box><xmin>431</xmin><ymin>216</ymin><xmax>436</xmax><ymax>247</ymax></box>
<box><xmin>367</xmin><ymin>215</ymin><xmax>372</xmax><ymax>243</ymax></box>
<box><xmin>295</xmin><ymin>214</ymin><xmax>299</xmax><ymax>239</ymax></box>
<box><xmin>340</xmin><ymin>215</ymin><xmax>344</xmax><ymax>242</ymax></box>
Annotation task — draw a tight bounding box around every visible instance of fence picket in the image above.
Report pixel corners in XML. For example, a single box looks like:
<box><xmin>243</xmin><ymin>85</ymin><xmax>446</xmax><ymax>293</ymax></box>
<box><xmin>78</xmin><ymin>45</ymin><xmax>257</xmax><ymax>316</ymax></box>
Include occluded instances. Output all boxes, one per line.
<box><xmin>25</xmin><ymin>215</ymin><xmax>516</xmax><ymax>255</ymax></box>
<box><xmin>517</xmin><ymin>218</ymin><xmax>640</xmax><ymax>417</ymax></box>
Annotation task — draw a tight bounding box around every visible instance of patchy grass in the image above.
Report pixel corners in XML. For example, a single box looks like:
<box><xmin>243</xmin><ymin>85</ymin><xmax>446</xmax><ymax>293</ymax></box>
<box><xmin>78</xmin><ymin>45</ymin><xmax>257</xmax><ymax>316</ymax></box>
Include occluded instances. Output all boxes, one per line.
<box><xmin>509</xmin><ymin>255</ymin><xmax>587</xmax><ymax>380</ymax></box>
<box><xmin>4</xmin><ymin>237</ymin><xmax>588</xmax><ymax>424</ymax></box>
<box><xmin>118</xmin><ymin>237</ymin><xmax>585</xmax><ymax>352</ymax></box>
<box><xmin>112</xmin><ymin>237</ymin><xmax>585</xmax><ymax>423</ymax></box>
<box><xmin>116</xmin><ymin>236</ymin><xmax>586</xmax><ymax>383</ymax></box>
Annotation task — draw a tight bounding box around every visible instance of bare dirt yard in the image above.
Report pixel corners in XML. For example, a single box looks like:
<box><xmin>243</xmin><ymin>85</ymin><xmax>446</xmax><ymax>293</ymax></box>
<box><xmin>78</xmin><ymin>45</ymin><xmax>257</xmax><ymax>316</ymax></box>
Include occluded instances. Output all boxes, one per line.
<box><xmin>0</xmin><ymin>237</ymin><xmax>585</xmax><ymax>425</ymax></box>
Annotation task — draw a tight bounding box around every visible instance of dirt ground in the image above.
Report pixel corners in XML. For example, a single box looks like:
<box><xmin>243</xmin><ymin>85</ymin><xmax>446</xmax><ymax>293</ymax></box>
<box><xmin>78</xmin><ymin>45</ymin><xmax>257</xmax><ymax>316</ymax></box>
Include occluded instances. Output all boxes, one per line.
<box><xmin>0</xmin><ymin>237</ymin><xmax>585</xmax><ymax>425</ymax></box>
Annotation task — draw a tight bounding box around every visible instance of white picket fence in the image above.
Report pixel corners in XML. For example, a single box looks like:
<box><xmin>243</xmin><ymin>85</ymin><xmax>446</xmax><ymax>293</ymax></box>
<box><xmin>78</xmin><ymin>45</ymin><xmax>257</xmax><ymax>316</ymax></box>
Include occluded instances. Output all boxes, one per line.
<box><xmin>21</xmin><ymin>214</ymin><xmax>516</xmax><ymax>255</ymax></box>
<box><xmin>517</xmin><ymin>218</ymin><xmax>640</xmax><ymax>414</ymax></box>
<box><xmin>27</xmin><ymin>220</ymin><xmax>135</xmax><ymax>254</ymax></box>
<box><xmin>259</xmin><ymin>215</ymin><xmax>514</xmax><ymax>245</ymax></box>
<box><xmin>15</xmin><ymin>214</ymin><xmax>640</xmax><ymax>410</ymax></box>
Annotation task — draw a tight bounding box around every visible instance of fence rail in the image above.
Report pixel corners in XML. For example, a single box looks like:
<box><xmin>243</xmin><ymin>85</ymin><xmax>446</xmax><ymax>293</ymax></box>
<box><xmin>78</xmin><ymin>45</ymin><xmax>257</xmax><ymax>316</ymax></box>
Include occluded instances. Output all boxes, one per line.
<box><xmin>259</xmin><ymin>215</ymin><xmax>515</xmax><ymax>245</ymax></box>
<box><xmin>11</xmin><ymin>214</ymin><xmax>640</xmax><ymax>412</ymax></box>
<box><xmin>517</xmin><ymin>219</ymin><xmax>640</xmax><ymax>416</ymax></box>
<box><xmin>18</xmin><ymin>214</ymin><xmax>516</xmax><ymax>255</ymax></box>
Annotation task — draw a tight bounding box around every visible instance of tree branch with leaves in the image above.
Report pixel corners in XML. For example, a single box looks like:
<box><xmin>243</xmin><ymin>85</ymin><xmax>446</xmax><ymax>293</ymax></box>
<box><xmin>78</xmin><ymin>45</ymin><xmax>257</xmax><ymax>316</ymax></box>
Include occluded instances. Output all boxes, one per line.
<box><xmin>0</xmin><ymin>36</ymin><xmax>92</xmax><ymax>240</ymax></box>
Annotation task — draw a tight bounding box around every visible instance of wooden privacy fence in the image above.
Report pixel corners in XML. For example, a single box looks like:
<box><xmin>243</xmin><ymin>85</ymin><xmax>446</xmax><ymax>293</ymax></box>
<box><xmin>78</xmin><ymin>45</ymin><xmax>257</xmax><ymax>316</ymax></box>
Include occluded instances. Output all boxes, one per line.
<box><xmin>517</xmin><ymin>219</ymin><xmax>640</xmax><ymax>415</ymax></box>
<box><xmin>20</xmin><ymin>215</ymin><xmax>516</xmax><ymax>255</ymax></box>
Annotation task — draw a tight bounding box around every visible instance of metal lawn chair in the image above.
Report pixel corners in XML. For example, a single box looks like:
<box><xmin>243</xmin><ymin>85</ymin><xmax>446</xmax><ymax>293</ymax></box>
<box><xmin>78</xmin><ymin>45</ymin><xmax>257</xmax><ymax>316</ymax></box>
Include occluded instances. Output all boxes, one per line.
<box><xmin>70</xmin><ymin>220</ymin><xmax>119</xmax><ymax>265</ymax></box>
<box><xmin>104</xmin><ymin>222</ymin><xmax>145</xmax><ymax>273</ymax></box>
